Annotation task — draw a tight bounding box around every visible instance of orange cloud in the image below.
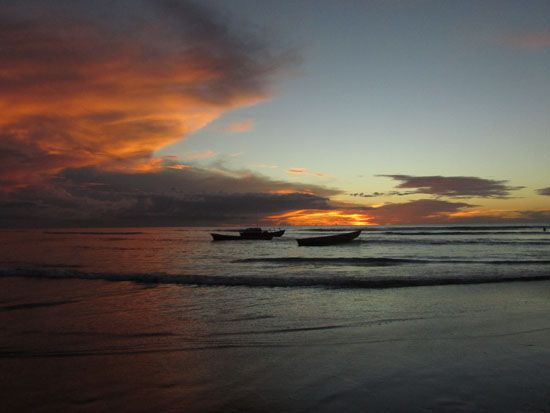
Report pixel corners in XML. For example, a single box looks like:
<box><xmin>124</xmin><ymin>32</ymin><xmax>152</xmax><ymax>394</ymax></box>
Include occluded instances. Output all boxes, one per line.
<box><xmin>0</xmin><ymin>2</ymin><xmax>280</xmax><ymax>190</ymax></box>
<box><xmin>288</xmin><ymin>167</ymin><xmax>307</xmax><ymax>175</ymax></box>
<box><xmin>180</xmin><ymin>150</ymin><xmax>217</xmax><ymax>161</ymax></box>
<box><xmin>223</xmin><ymin>119</ymin><xmax>254</xmax><ymax>133</ymax></box>
<box><xmin>269</xmin><ymin>188</ymin><xmax>315</xmax><ymax>195</ymax></box>
<box><xmin>287</xmin><ymin>167</ymin><xmax>328</xmax><ymax>177</ymax></box>
<box><xmin>166</xmin><ymin>164</ymin><xmax>192</xmax><ymax>171</ymax></box>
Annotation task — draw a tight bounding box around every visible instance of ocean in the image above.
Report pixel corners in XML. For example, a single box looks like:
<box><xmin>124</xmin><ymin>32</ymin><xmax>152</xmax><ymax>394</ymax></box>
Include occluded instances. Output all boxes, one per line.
<box><xmin>1</xmin><ymin>225</ymin><xmax>549</xmax><ymax>287</ymax></box>
<box><xmin>1</xmin><ymin>226</ymin><xmax>550</xmax><ymax>412</ymax></box>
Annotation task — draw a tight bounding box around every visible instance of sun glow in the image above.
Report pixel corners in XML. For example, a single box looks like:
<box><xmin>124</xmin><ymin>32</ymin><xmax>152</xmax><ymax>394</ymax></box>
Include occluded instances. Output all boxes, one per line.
<box><xmin>266</xmin><ymin>209</ymin><xmax>375</xmax><ymax>226</ymax></box>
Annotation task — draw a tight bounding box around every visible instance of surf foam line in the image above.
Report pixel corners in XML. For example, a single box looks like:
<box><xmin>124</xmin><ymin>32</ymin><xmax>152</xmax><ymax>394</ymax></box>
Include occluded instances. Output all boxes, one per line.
<box><xmin>357</xmin><ymin>239</ymin><xmax>550</xmax><ymax>246</ymax></box>
<box><xmin>381</xmin><ymin>231</ymin><xmax>549</xmax><ymax>235</ymax></box>
<box><xmin>235</xmin><ymin>257</ymin><xmax>550</xmax><ymax>266</ymax></box>
<box><xmin>1</xmin><ymin>268</ymin><xmax>550</xmax><ymax>289</ymax></box>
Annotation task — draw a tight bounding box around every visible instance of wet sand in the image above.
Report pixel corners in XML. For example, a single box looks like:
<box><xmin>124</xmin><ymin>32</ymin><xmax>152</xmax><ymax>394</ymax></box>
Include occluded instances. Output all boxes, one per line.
<box><xmin>1</xmin><ymin>277</ymin><xmax>549</xmax><ymax>412</ymax></box>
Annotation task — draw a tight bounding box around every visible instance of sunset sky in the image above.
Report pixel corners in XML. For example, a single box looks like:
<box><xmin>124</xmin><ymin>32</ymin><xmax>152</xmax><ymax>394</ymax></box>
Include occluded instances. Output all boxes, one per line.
<box><xmin>1</xmin><ymin>0</ymin><xmax>549</xmax><ymax>226</ymax></box>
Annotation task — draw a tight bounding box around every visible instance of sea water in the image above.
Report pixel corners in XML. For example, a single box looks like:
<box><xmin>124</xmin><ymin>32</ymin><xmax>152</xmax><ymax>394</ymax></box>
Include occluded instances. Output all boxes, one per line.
<box><xmin>0</xmin><ymin>225</ymin><xmax>549</xmax><ymax>287</ymax></box>
<box><xmin>1</xmin><ymin>225</ymin><xmax>550</xmax><ymax>412</ymax></box>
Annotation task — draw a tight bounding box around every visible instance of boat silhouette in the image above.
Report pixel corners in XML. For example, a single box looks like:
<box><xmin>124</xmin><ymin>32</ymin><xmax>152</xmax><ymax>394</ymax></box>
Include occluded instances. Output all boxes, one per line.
<box><xmin>211</xmin><ymin>227</ymin><xmax>283</xmax><ymax>241</ymax></box>
<box><xmin>297</xmin><ymin>230</ymin><xmax>361</xmax><ymax>246</ymax></box>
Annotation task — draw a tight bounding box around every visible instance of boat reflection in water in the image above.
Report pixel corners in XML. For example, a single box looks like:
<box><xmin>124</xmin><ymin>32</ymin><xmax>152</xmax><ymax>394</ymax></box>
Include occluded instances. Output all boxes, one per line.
<box><xmin>297</xmin><ymin>230</ymin><xmax>362</xmax><ymax>246</ymax></box>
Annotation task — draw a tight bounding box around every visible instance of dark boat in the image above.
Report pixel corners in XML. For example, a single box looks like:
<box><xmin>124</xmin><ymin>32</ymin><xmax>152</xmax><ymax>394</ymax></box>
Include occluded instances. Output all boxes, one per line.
<box><xmin>211</xmin><ymin>227</ymin><xmax>283</xmax><ymax>241</ymax></box>
<box><xmin>239</xmin><ymin>227</ymin><xmax>285</xmax><ymax>238</ymax></box>
<box><xmin>239</xmin><ymin>227</ymin><xmax>275</xmax><ymax>239</ymax></box>
<box><xmin>211</xmin><ymin>233</ymin><xmax>243</xmax><ymax>241</ymax></box>
<box><xmin>297</xmin><ymin>230</ymin><xmax>361</xmax><ymax>246</ymax></box>
<box><xmin>211</xmin><ymin>231</ymin><xmax>274</xmax><ymax>241</ymax></box>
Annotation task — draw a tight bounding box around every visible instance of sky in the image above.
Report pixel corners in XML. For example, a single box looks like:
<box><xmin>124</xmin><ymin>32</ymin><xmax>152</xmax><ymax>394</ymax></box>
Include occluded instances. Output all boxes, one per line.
<box><xmin>1</xmin><ymin>0</ymin><xmax>549</xmax><ymax>226</ymax></box>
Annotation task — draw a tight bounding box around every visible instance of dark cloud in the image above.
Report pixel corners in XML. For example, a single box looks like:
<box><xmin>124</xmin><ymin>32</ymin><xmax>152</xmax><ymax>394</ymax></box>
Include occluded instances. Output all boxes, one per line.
<box><xmin>115</xmin><ymin>192</ymin><xmax>330</xmax><ymax>226</ymax></box>
<box><xmin>366</xmin><ymin>199</ymin><xmax>474</xmax><ymax>224</ymax></box>
<box><xmin>349</xmin><ymin>190</ymin><xmax>417</xmax><ymax>198</ymax></box>
<box><xmin>349</xmin><ymin>192</ymin><xmax>384</xmax><ymax>198</ymax></box>
<box><xmin>59</xmin><ymin>166</ymin><xmax>340</xmax><ymax>198</ymax></box>
<box><xmin>537</xmin><ymin>187</ymin><xmax>550</xmax><ymax>196</ymax></box>
<box><xmin>0</xmin><ymin>166</ymin><xmax>339</xmax><ymax>226</ymax></box>
<box><xmin>364</xmin><ymin>200</ymin><xmax>550</xmax><ymax>225</ymax></box>
<box><xmin>2</xmin><ymin>166</ymin><xmax>547</xmax><ymax>226</ymax></box>
<box><xmin>378</xmin><ymin>174</ymin><xmax>524</xmax><ymax>198</ymax></box>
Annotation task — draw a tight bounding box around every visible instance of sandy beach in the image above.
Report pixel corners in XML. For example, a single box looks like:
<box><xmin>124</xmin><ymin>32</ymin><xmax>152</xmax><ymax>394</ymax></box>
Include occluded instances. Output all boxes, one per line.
<box><xmin>2</xmin><ymin>277</ymin><xmax>549</xmax><ymax>412</ymax></box>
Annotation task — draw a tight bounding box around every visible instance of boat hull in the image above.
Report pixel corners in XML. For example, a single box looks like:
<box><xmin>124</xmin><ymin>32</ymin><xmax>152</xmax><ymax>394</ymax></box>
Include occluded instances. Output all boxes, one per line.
<box><xmin>297</xmin><ymin>230</ymin><xmax>361</xmax><ymax>246</ymax></box>
<box><xmin>211</xmin><ymin>233</ymin><xmax>242</xmax><ymax>241</ymax></box>
<box><xmin>211</xmin><ymin>233</ymin><xmax>274</xmax><ymax>241</ymax></box>
<box><xmin>239</xmin><ymin>228</ymin><xmax>280</xmax><ymax>239</ymax></box>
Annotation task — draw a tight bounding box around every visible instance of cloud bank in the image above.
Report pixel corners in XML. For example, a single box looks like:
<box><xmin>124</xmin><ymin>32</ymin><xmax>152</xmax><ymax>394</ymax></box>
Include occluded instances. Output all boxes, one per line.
<box><xmin>0</xmin><ymin>166</ymin><xmax>341</xmax><ymax>226</ymax></box>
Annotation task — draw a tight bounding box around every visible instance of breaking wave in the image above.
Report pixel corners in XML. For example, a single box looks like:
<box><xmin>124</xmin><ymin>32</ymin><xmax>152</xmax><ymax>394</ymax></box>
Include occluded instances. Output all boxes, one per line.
<box><xmin>1</xmin><ymin>267</ymin><xmax>550</xmax><ymax>289</ymax></box>
<box><xmin>360</xmin><ymin>239</ymin><xmax>550</xmax><ymax>246</ymax></box>
<box><xmin>381</xmin><ymin>231</ymin><xmax>549</xmax><ymax>235</ymax></box>
<box><xmin>235</xmin><ymin>257</ymin><xmax>550</xmax><ymax>266</ymax></box>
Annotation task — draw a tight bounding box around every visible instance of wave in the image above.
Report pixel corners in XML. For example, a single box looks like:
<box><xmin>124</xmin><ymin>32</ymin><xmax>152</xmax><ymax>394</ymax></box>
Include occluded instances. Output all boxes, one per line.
<box><xmin>381</xmin><ymin>231</ymin><xmax>548</xmax><ymax>235</ymax></box>
<box><xmin>2</xmin><ymin>268</ymin><xmax>550</xmax><ymax>289</ymax></box>
<box><xmin>237</xmin><ymin>257</ymin><xmax>427</xmax><ymax>265</ymax></box>
<box><xmin>236</xmin><ymin>257</ymin><xmax>550</xmax><ymax>266</ymax></box>
<box><xmin>361</xmin><ymin>239</ymin><xmax>550</xmax><ymax>246</ymax></box>
<box><xmin>1</xmin><ymin>299</ymin><xmax>78</xmax><ymax>312</ymax></box>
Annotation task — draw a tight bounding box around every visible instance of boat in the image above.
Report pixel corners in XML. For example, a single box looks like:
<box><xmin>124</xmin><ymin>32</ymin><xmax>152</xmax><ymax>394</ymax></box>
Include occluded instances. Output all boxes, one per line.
<box><xmin>296</xmin><ymin>230</ymin><xmax>361</xmax><ymax>246</ymax></box>
<box><xmin>211</xmin><ymin>231</ymin><xmax>274</xmax><ymax>241</ymax></box>
<box><xmin>269</xmin><ymin>229</ymin><xmax>285</xmax><ymax>237</ymax></box>
<box><xmin>211</xmin><ymin>233</ymin><xmax>244</xmax><ymax>241</ymax></box>
<box><xmin>239</xmin><ymin>227</ymin><xmax>275</xmax><ymax>239</ymax></box>
<box><xmin>211</xmin><ymin>227</ymin><xmax>283</xmax><ymax>241</ymax></box>
<box><xmin>239</xmin><ymin>227</ymin><xmax>285</xmax><ymax>238</ymax></box>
